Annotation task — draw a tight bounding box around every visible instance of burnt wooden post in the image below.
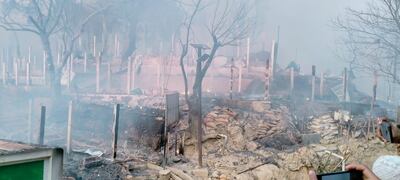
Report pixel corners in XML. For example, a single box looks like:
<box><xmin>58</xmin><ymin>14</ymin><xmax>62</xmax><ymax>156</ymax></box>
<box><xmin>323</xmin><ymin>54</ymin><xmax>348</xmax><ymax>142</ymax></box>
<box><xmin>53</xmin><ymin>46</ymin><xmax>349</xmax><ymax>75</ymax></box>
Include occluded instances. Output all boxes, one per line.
<box><xmin>66</xmin><ymin>101</ymin><xmax>73</xmax><ymax>154</ymax></box>
<box><xmin>26</xmin><ymin>62</ymin><xmax>31</xmax><ymax>86</ymax></box>
<box><xmin>107</xmin><ymin>63</ymin><xmax>112</xmax><ymax>90</ymax></box>
<box><xmin>28</xmin><ymin>99</ymin><xmax>33</xmax><ymax>143</ymax></box>
<box><xmin>114</xmin><ymin>34</ymin><xmax>118</xmax><ymax>57</ymax></box>
<box><xmin>127</xmin><ymin>57</ymin><xmax>132</xmax><ymax>94</ymax></box>
<box><xmin>132</xmin><ymin>58</ymin><xmax>136</xmax><ymax>91</ymax></box>
<box><xmin>112</xmin><ymin>104</ymin><xmax>120</xmax><ymax>160</ymax></box>
<box><xmin>96</xmin><ymin>55</ymin><xmax>100</xmax><ymax>93</ymax></box>
<box><xmin>367</xmin><ymin>71</ymin><xmax>378</xmax><ymax>139</ymax></box>
<box><xmin>57</xmin><ymin>52</ymin><xmax>61</xmax><ymax>66</ymax></box>
<box><xmin>320</xmin><ymin>72</ymin><xmax>324</xmax><ymax>97</ymax></box>
<box><xmin>2</xmin><ymin>62</ymin><xmax>6</xmax><ymax>85</ymax></box>
<box><xmin>270</xmin><ymin>40</ymin><xmax>278</xmax><ymax>79</ymax></box>
<box><xmin>43</xmin><ymin>51</ymin><xmax>46</xmax><ymax>85</ymax></box>
<box><xmin>230</xmin><ymin>58</ymin><xmax>234</xmax><ymax>100</ymax></box>
<box><xmin>70</xmin><ymin>55</ymin><xmax>74</xmax><ymax>74</ymax></box>
<box><xmin>236</xmin><ymin>40</ymin><xmax>240</xmax><ymax>58</ymax></box>
<box><xmin>238</xmin><ymin>64</ymin><xmax>242</xmax><ymax>92</ymax></box>
<box><xmin>84</xmin><ymin>52</ymin><xmax>87</xmax><ymax>73</ymax></box>
<box><xmin>33</xmin><ymin>56</ymin><xmax>37</xmax><ymax>67</ymax></box>
<box><xmin>246</xmin><ymin>38</ymin><xmax>250</xmax><ymax>70</ymax></box>
<box><xmin>290</xmin><ymin>67</ymin><xmax>294</xmax><ymax>94</ymax></box>
<box><xmin>343</xmin><ymin>68</ymin><xmax>348</xmax><ymax>102</ymax></box>
<box><xmin>93</xmin><ymin>36</ymin><xmax>96</xmax><ymax>56</ymax></box>
<box><xmin>39</xmin><ymin>106</ymin><xmax>46</xmax><ymax>145</ymax></box>
<box><xmin>164</xmin><ymin>92</ymin><xmax>179</xmax><ymax>167</ymax></box>
<box><xmin>311</xmin><ymin>65</ymin><xmax>316</xmax><ymax>101</ymax></box>
<box><xmin>265</xmin><ymin>58</ymin><xmax>270</xmax><ymax>101</ymax></box>
<box><xmin>28</xmin><ymin>46</ymin><xmax>31</xmax><ymax>63</ymax></box>
<box><xmin>397</xmin><ymin>106</ymin><xmax>400</xmax><ymax>123</ymax></box>
<box><xmin>14</xmin><ymin>60</ymin><xmax>18</xmax><ymax>86</ymax></box>
<box><xmin>67</xmin><ymin>56</ymin><xmax>72</xmax><ymax>89</ymax></box>
<box><xmin>157</xmin><ymin>62</ymin><xmax>161</xmax><ymax>92</ymax></box>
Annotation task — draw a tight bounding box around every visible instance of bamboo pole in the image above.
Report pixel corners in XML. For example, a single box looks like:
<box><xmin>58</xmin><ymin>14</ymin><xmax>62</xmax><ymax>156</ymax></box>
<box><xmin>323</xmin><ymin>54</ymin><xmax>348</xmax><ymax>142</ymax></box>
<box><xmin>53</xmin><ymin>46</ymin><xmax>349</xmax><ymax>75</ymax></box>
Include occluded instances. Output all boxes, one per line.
<box><xmin>66</xmin><ymin>101</ymin><xmax>73</xmax><ymax>154</ymax></box>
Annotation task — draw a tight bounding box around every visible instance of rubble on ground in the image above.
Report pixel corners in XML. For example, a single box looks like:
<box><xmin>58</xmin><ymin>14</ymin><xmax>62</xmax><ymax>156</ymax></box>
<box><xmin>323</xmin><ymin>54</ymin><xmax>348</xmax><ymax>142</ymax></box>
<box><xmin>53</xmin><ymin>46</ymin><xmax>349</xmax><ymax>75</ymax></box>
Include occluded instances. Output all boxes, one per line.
<box><xmin>309</xmin><ymin>114</ymin><xmax>339</xmax><ymax>143</ymax></box>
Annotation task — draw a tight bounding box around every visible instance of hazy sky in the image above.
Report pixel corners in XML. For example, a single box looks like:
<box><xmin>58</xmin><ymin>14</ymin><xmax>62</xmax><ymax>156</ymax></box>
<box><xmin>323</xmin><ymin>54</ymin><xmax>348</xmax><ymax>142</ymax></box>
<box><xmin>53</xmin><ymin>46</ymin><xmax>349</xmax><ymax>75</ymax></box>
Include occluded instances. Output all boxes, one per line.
<box><xmin>260</xmin><ymin>0</ymin><xmax>366</xmax><ymax>75</ymax></box>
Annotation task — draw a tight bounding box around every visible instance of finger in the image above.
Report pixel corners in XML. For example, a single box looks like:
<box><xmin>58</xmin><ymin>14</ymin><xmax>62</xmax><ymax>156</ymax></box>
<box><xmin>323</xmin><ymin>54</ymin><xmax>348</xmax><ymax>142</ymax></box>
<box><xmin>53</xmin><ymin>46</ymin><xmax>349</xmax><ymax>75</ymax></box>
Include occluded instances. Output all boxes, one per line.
<box><xmin>308</xmin><ymin>170</ymin><xmax>318</xmax><ymax>180</ymax></box>
<box><xmin>345</xmin><ymin>163</ymin><xmax>366</xmax><ymax>171</ymax></box>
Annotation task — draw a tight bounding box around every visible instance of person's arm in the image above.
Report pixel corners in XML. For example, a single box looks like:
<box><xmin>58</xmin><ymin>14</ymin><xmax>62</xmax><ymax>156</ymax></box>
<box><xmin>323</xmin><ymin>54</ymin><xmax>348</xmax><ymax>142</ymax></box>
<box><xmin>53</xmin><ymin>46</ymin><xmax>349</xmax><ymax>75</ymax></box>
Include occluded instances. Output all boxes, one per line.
<box><xmin>346</xmin><ymin>163</ymin><xmax>380</xmax><ymax>180</ymax></box>
<box><xmin>309</xmin><ymin>163</ymin><xmax>380</xmax><ymax>180</ymax></box>
<box><xmin>391</xmin><ymin>123</ymin><xmax>400</xmax><ymax>143</ymax></box>
<box><xmin>376</xmin><ymin>125</ymin><xmax>386</xmax><ymax>142</ymax></box>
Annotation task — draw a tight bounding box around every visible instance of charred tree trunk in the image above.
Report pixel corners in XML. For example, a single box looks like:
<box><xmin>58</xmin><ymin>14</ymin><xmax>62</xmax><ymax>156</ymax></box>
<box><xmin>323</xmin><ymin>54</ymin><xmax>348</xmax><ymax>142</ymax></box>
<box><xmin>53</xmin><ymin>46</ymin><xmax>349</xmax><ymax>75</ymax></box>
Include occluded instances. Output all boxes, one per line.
<box><xmin>40</xmin><ymin>33</ymin><xmax>61</xmax><ymax>96</ymax></box>
<box><xmin>122</xmin><ymin>26</ymin><xmax>137</xmax><ymax>63</ymax></box>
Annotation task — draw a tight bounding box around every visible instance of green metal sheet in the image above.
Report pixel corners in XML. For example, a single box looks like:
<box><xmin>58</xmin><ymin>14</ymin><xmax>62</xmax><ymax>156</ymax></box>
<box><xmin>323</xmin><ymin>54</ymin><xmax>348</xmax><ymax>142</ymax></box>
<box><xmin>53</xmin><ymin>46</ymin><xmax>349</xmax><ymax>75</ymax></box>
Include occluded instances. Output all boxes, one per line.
<box><xmin>0</xmin><ymin>160</ymin><xmax>44</xmax><ymax>180</ymax></box>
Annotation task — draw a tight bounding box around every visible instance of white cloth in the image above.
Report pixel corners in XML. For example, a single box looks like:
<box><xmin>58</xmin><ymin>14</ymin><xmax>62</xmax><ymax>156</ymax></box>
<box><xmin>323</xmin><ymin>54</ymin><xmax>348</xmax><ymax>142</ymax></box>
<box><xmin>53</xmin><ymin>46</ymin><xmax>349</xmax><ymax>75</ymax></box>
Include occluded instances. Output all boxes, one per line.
<box><xmin>372</xmin><ymin>155</ymin><xmax>400</xmax><ymax>180</ymax></box>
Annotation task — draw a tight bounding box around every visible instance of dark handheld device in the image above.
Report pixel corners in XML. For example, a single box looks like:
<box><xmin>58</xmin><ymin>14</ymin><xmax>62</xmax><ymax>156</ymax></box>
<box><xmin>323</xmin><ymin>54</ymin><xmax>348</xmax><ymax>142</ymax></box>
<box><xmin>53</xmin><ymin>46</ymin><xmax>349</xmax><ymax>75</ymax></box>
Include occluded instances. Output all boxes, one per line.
<box><xmin>380</xmin><ymin>121</ymin><xmax>393</xmax><ymax>143</ymax></box>
<box><xmin>317</xmin><ymin>171</ymin><xmax>363</xmax><ymax>180</ymax></box>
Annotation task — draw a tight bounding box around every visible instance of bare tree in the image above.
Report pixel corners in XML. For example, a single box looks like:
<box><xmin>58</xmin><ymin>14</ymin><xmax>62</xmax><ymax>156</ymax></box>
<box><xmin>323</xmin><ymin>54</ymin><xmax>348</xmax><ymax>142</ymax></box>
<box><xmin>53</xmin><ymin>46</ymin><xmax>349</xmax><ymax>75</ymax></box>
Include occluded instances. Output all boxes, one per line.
<box><xmin>335</xmin><ymin>0</ymin><xmax>400</xmax><ymax>84</ymax></box>
<box><xmin>177</xmin><ymin>0</ymin><xmax>251</xmax><ymax>166</ymax></box>
<box><xmin>0</xmin><ymin>0</ymin><xmax>108</xmax><ymax>95</ymax></box>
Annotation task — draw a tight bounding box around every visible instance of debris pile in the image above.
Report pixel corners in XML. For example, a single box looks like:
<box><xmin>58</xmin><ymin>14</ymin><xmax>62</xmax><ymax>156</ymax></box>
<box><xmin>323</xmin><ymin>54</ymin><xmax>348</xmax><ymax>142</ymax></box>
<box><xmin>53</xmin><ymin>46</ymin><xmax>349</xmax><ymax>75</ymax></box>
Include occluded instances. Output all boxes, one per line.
<box><xmin>310</xmin><ymin>114</ymin><xmax>339</xmax><ymax>142</ymax></box>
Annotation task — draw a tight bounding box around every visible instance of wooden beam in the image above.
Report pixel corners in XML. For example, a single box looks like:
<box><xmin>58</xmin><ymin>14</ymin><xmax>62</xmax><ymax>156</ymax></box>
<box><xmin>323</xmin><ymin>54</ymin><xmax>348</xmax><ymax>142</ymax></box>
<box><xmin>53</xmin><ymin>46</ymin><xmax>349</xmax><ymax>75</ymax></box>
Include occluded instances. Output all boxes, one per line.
<box><xmin>311</xmin><ymin>65</ymin><xmax>316</xmax><ymax>101</ymax></box>
<box><xmin>39</xmin><ymin>106</ymin><xmax>46</xmax><ymax>145</ymax></box>
<box><xmin>112</xmin><ymin>104</ymin><xmax>120</xmax><ymax>160</ymax></box>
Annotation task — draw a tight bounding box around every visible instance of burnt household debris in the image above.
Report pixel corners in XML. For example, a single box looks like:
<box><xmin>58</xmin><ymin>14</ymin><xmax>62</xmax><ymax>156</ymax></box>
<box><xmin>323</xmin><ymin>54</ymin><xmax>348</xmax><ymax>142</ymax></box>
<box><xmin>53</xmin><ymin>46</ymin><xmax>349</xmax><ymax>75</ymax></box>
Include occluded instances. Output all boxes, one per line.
<box><xmin>0</xmin><ymin>0</ymin><xmax>400</xmax><ymax>180</ymax></box>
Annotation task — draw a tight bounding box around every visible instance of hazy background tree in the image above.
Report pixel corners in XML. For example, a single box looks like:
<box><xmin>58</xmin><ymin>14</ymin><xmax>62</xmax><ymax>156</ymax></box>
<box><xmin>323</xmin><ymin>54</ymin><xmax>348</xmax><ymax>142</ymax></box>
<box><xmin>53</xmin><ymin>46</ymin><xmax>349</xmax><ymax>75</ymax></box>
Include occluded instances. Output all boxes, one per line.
<box><xmin>336</xmin><ymin>0</ymin><xmax>400</xmax><ymax>84</ymax></box>
<box><xmin>177</xmin><ymin>0</ymin><xmax>252</xmax><ymax>166</ymax></box>
<box><xmin>0</xmin><ymin>0</ymin><xmax>108</xmax><ymax>95</ymax></box>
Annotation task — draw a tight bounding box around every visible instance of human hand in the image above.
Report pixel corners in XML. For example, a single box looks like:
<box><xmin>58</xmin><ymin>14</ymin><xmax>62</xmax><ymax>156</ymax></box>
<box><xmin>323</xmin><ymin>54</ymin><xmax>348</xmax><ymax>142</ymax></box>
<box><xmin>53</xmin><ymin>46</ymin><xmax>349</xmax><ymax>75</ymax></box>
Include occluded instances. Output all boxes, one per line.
<box><xmin>346</xmin><ymin>163</ymin><xmax>380</xmax><ymax>180</ymax></box>
<box><xmin>308</xmin><ymin>170</ymin><xmax>317</xmax><ymax>180</ymax></box>
<box><xmin>308</xmin><ymin>164</ymin><xmax>380</xmax><ymax>180</ymax></box>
